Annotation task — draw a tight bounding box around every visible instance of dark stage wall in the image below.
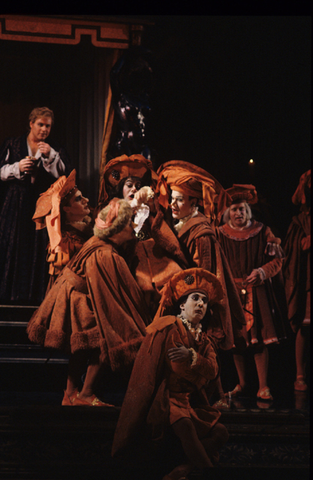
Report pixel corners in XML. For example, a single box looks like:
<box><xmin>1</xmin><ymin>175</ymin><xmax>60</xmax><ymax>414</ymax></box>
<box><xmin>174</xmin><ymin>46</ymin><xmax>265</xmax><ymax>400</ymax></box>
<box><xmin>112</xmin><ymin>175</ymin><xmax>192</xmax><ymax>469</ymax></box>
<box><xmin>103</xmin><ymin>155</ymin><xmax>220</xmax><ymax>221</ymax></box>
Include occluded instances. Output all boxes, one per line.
<box><xmin>145</xmin><ymin>15</ymin><xmax>311</xmax><ymax>239</ymax></box>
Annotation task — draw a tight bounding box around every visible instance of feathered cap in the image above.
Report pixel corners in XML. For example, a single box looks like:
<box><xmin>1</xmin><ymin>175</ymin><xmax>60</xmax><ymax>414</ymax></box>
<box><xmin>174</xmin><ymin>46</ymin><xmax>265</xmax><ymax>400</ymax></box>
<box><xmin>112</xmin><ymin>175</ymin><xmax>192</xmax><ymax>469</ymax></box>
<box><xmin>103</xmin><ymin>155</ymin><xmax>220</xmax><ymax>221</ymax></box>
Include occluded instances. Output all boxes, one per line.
<box><xmin>156</xmin><ymin>160</ymin><xmax>231</xmax><ymax>225</ymax></box>
<box><xmin>98</xmin><ymin>154</ymin><xmax>158</xmax><ymax>205</ymax></box>
<box><xmin>292</xmin><ymin>169</ymin><xmax>311</xmax><ymax>206</ymax></box>
<box><xmin>32</xmin><ymin>169</ymin><xmax>78</xmax><ymax>252</ymax></box>
<box><xmin>226</xmin><ymin>184</ymin><xmax>258</xmax><ymax>205</ymax></box>
<box><xmin>155</xmin><ymin>268</ymin><xmax>224</xmax><ymax>319</ymax></box>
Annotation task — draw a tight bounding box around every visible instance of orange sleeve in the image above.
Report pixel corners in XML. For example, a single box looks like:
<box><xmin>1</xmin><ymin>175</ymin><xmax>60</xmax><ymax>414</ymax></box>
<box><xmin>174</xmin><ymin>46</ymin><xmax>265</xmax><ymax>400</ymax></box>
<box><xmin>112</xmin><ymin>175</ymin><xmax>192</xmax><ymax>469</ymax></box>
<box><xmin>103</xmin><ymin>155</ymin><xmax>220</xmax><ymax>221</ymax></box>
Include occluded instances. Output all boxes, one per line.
<box><xmin>166</xmin><ymin>329</ymin><xmax>219</xmax><ymax>389</ymax></box>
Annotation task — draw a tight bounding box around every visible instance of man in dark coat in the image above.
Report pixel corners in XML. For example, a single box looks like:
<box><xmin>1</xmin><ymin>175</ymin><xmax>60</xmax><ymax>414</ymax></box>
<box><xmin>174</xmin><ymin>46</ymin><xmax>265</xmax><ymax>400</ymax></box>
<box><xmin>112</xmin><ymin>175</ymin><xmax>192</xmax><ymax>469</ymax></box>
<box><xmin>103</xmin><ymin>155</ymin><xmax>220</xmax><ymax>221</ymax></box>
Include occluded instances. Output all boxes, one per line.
<box><xmin>0</xmin><ymin>107</ymin><xmax>70</xmax><ymax>304</ymax></box>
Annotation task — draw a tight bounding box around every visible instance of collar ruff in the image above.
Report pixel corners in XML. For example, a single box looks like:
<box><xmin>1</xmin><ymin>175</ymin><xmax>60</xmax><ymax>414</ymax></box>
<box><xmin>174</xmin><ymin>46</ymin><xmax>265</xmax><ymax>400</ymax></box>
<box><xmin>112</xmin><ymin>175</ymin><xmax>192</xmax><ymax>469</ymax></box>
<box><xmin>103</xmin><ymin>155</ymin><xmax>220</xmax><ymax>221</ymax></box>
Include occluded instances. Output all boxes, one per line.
<box><xmin>177</xmin><ymin>313</ymin><xmax>202</xmax><ymax>341</ymax></box>
<box><xmin>219</xmin><ymin>219</ymin><xmax>263</xmax><ymax>240</ymax></box>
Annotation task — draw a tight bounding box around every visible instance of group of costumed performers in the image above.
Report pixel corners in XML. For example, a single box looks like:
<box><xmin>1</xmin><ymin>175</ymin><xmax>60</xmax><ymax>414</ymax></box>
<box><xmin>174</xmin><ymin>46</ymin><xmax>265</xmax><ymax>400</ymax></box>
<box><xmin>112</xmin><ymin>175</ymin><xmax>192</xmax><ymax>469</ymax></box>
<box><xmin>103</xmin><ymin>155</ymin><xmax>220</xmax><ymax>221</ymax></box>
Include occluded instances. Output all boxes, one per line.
<box><xmin>24</xmin><ymin>152</ymin><xmax>307</xmax><ymax>476</ymax></box>
<box><xmin>28</xmin><ymin>155</ymin><xmax>248</xmax><ymax>411</ymax></box>
<box><xmin>27</xmin><ymin>198</ymin><xmax>151</xmax><ymax>406</ymax></box>
<box><xmin>97</xmin><ymin>154</ymin><xmax>187</xmax><ymax>315</ymax></box>
<box><xmin>155</xmin><ymin>161</ymin><xmax>247</xmax><ymax>409</ymax></box>
<box><xmin>0</xmin><ymin>107</ymin><xmax>70</xmax><ymax>304</ymax></box>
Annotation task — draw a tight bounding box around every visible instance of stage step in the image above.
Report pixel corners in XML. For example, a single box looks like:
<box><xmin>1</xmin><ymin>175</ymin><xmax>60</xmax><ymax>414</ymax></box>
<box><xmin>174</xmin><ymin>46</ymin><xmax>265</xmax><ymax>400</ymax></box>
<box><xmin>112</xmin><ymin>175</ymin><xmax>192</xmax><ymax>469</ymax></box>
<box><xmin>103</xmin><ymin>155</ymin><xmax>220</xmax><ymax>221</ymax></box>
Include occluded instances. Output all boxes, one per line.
<box><xmin>0</xmin><ymin>306</ymin><xmax>68</xmax><ymax>365</ymax></box>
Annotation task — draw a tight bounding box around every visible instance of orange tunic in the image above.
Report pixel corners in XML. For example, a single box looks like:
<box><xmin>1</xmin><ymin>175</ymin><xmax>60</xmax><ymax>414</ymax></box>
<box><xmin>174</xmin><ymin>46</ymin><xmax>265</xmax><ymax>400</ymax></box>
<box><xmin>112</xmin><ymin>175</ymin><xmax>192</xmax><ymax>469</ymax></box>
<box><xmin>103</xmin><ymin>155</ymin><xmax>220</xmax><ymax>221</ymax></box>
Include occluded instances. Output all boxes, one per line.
<box><xmin>175</xmin><ymin>213</ymin><xmax>246</xmax><ymax>351</ymax></box>
<box><xmin>112</xmin><ymin>316</ymin><xmax>221</xmax><ymax>457</ymax></box>
<box><xmin>218</xmin><ymin>220</ymin><xmax>288</xmax><ymax>346</ymax></box>
<box><xmin>27</xmin><ymin>236</ymin><xmax>151</xmax><ymax>371</ymax></box>
<box><xmin>283</xmin><ymin>211</ymin><xmax>311</xmax><ymax>331</ymax></box>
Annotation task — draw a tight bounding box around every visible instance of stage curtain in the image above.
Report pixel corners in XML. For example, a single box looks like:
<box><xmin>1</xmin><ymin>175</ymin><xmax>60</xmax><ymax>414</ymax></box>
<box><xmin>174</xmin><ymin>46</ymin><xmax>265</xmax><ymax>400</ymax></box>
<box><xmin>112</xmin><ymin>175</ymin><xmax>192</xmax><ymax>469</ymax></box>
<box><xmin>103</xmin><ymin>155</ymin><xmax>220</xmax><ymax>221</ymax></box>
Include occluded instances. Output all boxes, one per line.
<box><xmin>99</xmin><ymin>49</ymin><xmax>121</xmax><ymax>194</ymax></box>
<box><xmin>77</xmin><ymin>48</ymin><xmax>120</xmax><ymax>207</ymax></box>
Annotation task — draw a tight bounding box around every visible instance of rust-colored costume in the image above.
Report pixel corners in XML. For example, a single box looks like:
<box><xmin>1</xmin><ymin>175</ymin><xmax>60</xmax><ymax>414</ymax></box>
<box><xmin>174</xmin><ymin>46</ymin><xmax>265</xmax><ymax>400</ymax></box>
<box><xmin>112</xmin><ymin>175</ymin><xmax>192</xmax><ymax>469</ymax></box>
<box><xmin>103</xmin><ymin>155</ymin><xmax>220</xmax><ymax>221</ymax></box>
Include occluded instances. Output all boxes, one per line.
<box><xmin>131</xmin><ymin>206</ymin><xmax>188</xmax><ymax>296</ymax></box>
<box><xmin>171</xmin><ymin>213</ymin><xmax>246</xmax><ymax>351</ymax></box>
<box><xmin>98</xmin><ymin>155</ymin><xmax>184</xmax><ymax>310</ymax></box>
<box><xmin>45</xmin><ymin>223</ymin><xmax>92</xmax><ymax>291</ymax></box>
<box><xmin>218</xmin><ymin>219</ymin><xmax>288</xmax><ymax>346</ymax></box>
<box><xmin>31</xmin><ymin>169</ymin><xmax>93</xmax><ymax>291</ymax></box>
<box><xmin>27</xmin><ymin>236</ymin><xmax>151</xmax><ymax>371</ymax></box>
<box><xmin>112</xmin><ymin>315</ymin><xmax>220</xmax><ymax>457</ymax></box>
<box><xmin>283</xmin><ymin>210</ymin><xmax>311</xmax><ymax>331</ymax></box>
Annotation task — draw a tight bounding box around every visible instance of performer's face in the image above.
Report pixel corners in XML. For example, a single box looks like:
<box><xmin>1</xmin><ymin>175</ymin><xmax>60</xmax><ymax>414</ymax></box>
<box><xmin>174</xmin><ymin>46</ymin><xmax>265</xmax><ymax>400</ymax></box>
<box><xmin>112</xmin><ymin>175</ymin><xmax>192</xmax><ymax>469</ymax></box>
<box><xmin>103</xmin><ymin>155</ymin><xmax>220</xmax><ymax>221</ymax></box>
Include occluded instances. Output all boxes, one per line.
<box><xmin>29</xmin><ymin>116</ymin><xmax>52</xmax><ymax>141</ymax></box>
<box><xmin>63</xmin><ymin>190</ymin><xmax>90</xmax><ymax>222</ymax></box>
<box><xmin>180</xmin><ymin>291</ymin><xmax>208</xmax><ymax>325</ymax></box>
<box><xmin>123</xmin><ymin>177</ymin><xmax>142</xmax><ymax>203</ymax></box>
<box><xmin>170</xmin><ymin>190</ymin><xmax>196</xmax><ymax>220</ymax></box>
<box><xmin>229</xmin><ymin>202</ymin><xmax>248</xmax><ymax>228</ymax></box>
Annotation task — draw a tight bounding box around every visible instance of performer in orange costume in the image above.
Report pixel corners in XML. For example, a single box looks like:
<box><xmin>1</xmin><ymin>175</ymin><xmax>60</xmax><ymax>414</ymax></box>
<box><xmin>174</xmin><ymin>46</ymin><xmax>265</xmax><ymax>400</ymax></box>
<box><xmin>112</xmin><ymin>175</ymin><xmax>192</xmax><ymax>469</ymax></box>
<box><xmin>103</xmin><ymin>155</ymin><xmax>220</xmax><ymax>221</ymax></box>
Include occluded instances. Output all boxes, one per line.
<box><xmin>98</xmin><ymin>154</ymin><xmax>187</xmax><ymax>315</ymax></box>
<box><xmin>112</xmin><ymin>268</ymin><xmax>229</xmax><ymax>480</ymax></box>
<box><xmin>28</xmin><ymin>199</ymin><xmax>151</xmax><ymax>406</ymax></box>
<box><xmin>218</xmin><ymin>184</ymin><xmax>288</xmax><ymax>401</ymax></box>
<box><xmin>283</xmin><ymin>170</ymin><xmax>311</xmax><ymax>392</ymax></box>
<box><xmin>32</xmin><ymin>169</ymin><xmax>93</xmax><ymax>291</ymax></box>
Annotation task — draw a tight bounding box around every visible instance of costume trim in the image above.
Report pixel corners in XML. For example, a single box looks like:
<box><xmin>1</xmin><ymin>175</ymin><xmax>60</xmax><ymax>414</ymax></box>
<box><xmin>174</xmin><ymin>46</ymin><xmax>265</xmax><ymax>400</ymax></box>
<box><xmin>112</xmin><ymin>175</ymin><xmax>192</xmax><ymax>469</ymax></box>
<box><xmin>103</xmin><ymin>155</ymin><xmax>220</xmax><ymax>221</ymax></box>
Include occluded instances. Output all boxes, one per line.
<box><xmin>219</xmin><ymin>220</ymin><xmax>263</xmax><ymax>241</ymax></box>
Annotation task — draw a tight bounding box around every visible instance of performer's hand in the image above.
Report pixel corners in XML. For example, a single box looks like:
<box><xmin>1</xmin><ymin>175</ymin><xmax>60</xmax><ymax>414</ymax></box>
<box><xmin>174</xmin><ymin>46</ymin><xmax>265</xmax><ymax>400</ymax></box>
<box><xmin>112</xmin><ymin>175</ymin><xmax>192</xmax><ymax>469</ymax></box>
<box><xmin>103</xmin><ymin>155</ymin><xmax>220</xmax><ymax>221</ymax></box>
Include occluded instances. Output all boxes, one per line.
<box><xmin>167</xmin><ymin>343</ymin><xmax>190</xmax><ymax>362</ymax></box>
<box><xmin>134</xmin><ymin>186</ymin><xmax>154</xmax><ymax>207</ymax></box>
<box><xmin>19</xmin><ymin>157</ymin><xmax>35</xmax><ymax>174</ymax></box>
<box><xmin>245</xmin><ymin>269</ymin><xmax>263</xmax><ymax>286</ymax></box>
<box><xmin>37</xmin><ymin>142</ymin><xmax>51</xmax><ymax>157</ymax></box>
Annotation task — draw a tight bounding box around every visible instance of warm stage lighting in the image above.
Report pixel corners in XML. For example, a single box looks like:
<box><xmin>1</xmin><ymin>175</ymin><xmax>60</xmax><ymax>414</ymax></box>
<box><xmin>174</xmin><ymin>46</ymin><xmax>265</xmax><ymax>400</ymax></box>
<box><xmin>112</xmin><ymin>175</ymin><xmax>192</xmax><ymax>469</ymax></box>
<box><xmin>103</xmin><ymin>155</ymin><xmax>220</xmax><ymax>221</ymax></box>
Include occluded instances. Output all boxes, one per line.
<box><xmin>249</xmin><ymin>159</ymin><xmax>254</xmax><ymax>164</ymax></box>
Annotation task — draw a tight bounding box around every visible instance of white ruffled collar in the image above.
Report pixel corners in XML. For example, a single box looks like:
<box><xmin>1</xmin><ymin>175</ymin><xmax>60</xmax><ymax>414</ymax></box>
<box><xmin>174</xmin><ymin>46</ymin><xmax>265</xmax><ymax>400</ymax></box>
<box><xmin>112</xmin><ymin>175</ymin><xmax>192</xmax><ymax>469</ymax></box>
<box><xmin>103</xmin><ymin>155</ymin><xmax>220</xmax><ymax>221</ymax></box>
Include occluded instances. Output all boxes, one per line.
<box><xmin>174</xmin><ymin>208</ymin><xmax>199</xmax><ymax>233</ymax></box>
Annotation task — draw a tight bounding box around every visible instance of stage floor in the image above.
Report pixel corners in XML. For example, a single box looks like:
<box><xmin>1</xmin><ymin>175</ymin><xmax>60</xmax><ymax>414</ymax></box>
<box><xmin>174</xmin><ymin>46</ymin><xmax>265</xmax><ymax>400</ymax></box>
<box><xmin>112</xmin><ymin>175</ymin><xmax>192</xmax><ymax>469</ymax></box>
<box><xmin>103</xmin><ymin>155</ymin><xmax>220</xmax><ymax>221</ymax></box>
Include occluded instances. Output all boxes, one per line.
<box><xmin>0</xmin><ymin>386</ymin><xmax>310</xmax><ymax>480</ymax></box>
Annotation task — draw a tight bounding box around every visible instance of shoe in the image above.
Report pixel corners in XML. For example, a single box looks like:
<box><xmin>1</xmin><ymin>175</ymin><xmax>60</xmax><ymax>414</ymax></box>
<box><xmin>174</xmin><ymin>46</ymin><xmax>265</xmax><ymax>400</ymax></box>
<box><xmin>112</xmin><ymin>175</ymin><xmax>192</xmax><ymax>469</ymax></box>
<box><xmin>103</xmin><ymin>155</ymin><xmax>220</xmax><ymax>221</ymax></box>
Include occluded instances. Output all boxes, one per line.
<box><xmin>257</xmin><ymin>400</ymin><xmax>273</xmax><ymax>410</ymax></box>
<box><xmin>212</xmin><ymin>398</ymin><xmax>230</xmax><ymax>410</ymax></box>
<box><xmin>227</xmin><ymin>384</ymin><xmax>244</xmax><ymax>398</ymax></box>
<box><xmin>72</xmin><ymin>394</ymin><xmax>115</xmax><ymax>407</ymax></box>
<box><xmin>257</xmin><ymin>386</ymin><xmax>273</xmax><ymax>401</ymax></box>
<box><xmin>232</xmin><ymin>398</ymin><xmax>246</xmax><ymax>410</ymax></box>
<box><xmin>61</xmin><ymin>389</ymin><xmax>79</xmax><ymax>406</ymax></box>
<box><xmin>294</xmin><ymin>378</ymin><xmax>308</xmax><ymax>392</ymax></box>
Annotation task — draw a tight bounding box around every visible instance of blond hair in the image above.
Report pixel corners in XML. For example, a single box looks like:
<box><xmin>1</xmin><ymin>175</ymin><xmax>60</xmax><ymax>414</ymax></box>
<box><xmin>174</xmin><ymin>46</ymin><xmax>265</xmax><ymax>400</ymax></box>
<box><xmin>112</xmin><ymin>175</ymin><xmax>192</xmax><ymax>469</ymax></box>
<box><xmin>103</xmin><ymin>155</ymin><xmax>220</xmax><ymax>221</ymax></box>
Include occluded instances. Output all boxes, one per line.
<box><xmin>29</xmin><ymin>107</ymin><xmax>54</xmax><ymax>125</ymax></box>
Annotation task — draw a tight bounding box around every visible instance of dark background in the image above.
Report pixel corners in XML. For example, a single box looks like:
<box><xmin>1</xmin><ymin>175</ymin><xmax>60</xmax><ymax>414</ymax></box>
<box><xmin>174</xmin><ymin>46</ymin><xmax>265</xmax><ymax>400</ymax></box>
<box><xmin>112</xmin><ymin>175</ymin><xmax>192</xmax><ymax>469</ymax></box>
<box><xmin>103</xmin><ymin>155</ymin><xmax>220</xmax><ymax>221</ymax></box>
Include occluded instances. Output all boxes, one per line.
<box><xmin>143</xmin><ymin>15</ymin><xmax>311</xmax><ymax>239</ymax></box>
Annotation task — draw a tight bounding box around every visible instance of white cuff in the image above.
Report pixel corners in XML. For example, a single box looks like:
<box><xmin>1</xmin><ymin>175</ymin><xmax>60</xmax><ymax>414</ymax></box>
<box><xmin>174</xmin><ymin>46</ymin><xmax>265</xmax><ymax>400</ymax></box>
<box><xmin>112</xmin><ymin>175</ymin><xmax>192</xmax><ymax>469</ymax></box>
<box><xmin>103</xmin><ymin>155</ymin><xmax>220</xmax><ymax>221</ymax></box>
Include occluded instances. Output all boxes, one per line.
<box><xmin>189</xmin><ymin>348</ymin><xmax>198</xmax><ymax>367</ymax></box>
<box><xmin>0</xmin><ymin>162</ymin><xmax>24</xmax><ymax>180</ymax></box>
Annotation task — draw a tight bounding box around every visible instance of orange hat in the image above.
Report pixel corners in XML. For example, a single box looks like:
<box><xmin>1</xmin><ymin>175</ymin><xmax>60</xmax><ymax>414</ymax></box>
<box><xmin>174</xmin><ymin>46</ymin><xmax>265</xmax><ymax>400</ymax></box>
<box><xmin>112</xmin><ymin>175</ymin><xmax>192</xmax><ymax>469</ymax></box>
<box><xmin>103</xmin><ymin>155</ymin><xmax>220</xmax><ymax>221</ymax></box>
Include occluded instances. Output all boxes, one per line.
<box><xmin>155</xmin><ymin>268</ymin><xmax>224</xmax><ymax>320</ymax></box>
<box><xmin>98</xmin><ymin>154</ymin><xmax>158</xmax><ymax>205</ymax></box>
<box><xmin>156</xmin><ymin>160</ymin><xmax>231</xmax><ymax>226</ymax></box>
<box><xmin>292</xmin><ymin>169</ymin><xmax>311</xmax><ymax>206</ymax></box>
<box><xmin>226</xmin><ymin>184</ymin><xmax>258</xmax><ymax>205</ymax></box>
<box><xmin>32</xmin><ymin>170</ymin><xmax>77</xmax><ymax>252</ymax></box>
